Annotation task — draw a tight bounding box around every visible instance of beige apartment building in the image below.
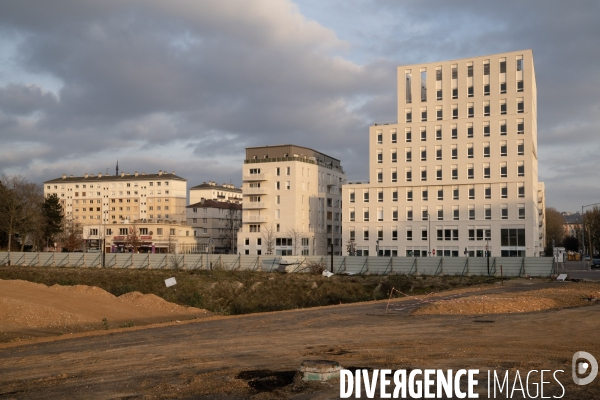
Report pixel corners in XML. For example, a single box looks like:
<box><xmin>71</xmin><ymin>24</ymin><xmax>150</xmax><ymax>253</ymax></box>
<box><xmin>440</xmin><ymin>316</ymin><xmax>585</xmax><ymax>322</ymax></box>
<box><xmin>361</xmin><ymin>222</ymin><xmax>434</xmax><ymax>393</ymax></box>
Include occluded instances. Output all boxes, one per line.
<box><xmin>189</xmin><ymin>181</ymin><xmax>242</xmax><ymax>205</ymax></box>
<box><xmin>343</xmin><ymin>50</ymin><xmax>546</xmax><ymax>257</ymax></box>
<box><xmin>43</xmin><ymin>170</ymin><xmax>195</xmax><ymax>252</ymax></box>
<box><xmin>238</xmin><ymin>145</ymin><xmax>346</xmax><ymax>256</ymax></box>
<box><xmin>186</xmin><ymin>199</ymin><xmax>242</xmax><ymax>254</ymax></box>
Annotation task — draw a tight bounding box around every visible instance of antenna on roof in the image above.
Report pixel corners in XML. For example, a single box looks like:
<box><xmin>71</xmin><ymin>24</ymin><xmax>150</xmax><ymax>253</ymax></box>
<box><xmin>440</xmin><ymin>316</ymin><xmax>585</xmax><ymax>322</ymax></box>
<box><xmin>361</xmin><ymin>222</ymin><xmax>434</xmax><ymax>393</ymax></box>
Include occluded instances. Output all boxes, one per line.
<box><xmin>116</xmin><ymin>160</ymin><xmax>119</xmax><ymax>176</ymax></box>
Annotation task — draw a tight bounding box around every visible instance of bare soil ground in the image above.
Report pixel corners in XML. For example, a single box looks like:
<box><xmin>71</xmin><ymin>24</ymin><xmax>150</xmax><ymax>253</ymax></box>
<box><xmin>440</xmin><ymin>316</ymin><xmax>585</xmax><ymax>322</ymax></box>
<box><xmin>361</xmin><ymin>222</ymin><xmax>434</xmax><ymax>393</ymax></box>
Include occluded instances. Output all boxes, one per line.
<box><xmin>0</xmin><ymin>279</ymin><xmax>599</xmax><ymax>399</ymax></box>
<box><xmin>0</xmin><ymin>279</ymin><xmax>210</xmax><ymax>343</ymax></box>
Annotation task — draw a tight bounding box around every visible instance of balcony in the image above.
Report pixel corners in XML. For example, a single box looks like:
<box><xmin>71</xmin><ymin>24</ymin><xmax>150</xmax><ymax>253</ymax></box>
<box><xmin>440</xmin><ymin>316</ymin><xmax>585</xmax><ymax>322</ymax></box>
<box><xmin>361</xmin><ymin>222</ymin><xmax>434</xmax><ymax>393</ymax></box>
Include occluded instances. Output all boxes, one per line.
<box><xmin>244</xmin><ymin>187</ymin><xmax>268</xmax><ymax>195</ymax></box>
<box><xmin>243</xmin><ymin>173</ymin><xmax>267</xmax><ymax>181</ymax></box>
<box><xmin>244</xmin><ymin>215</ymin><xmax>268</xmax><ymax>223</ymax></box>
<box><xmin>244</xmin><ymin>202</ymin><xmax>266</xmax><ymax>209</ymax></box>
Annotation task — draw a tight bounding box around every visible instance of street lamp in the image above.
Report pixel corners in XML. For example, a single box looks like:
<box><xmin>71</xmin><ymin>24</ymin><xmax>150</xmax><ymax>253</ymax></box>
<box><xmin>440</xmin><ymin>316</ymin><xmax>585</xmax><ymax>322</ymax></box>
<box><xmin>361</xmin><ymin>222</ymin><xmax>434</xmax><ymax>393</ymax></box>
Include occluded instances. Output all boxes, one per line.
<box><xmin>581</xmin><ymin>202</ymin><xmax>600</xmax><ymax>260</ymax></box>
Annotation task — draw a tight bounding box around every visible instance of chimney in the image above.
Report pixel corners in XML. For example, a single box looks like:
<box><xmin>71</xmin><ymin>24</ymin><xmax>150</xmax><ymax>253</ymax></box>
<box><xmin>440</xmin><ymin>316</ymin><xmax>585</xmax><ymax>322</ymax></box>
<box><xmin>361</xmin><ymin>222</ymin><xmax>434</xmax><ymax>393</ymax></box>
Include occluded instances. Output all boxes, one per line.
<box><xmin>98</xmin><ymin>173</ymin><xmax>102</xmax><ymax>178</ymax></box>
<box><xmin>84</xmin><ymin>173</ymin><xmax>88</xmax><ymax>178</ymax></box>
<box><xmin>134</xmin><ymin>171</ymin><xmax>138</xmax><ymax>177</ymax></box>
<box><xmin>62</xmin><ymin>174</ymin><xmax>66</xmax><ymax>179</ymax></box>
<box><xmin>158</xmin><ymin>170</ymin><xmax>163</xmax><ymax>176</ymax></box>
<box><xmin>171</xmin><ymin>171</ymin><xmax>175</xmax><ymax>175</ymax></box>
<box><xmin>121</xmin><ymin>172</ymin><xmax>125</xmax><ymax>177</ymax></box>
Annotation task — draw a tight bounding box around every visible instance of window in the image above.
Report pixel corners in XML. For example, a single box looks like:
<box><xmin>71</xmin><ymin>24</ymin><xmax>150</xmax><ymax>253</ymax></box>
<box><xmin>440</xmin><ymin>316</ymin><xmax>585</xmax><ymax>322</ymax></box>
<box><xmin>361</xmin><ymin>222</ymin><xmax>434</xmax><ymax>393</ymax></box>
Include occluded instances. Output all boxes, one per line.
<box><xmin>451</xmin><ymin>125</ymin><xmax>458</xmax><ymax>139</ymax></box>
<box><xmin>421</xmin><ymin>70</ymin><xmax>427</xmax><ymax>102</ymax></box>
<box><xmin>420</xmin><ymin>147</ymin><xmax>427</xmax><ymax>161</ymax></box>
<box><xmin>420</xmin><ymin>167</ymin><xmax>427</xmax><ymax>181</ymax></box>
<box><xmin>467</xmin><ymin>102</ymin><xmax>474</xmax><ymax>118</ymax></box>
<box><xmin>286</xmin><ymin>166</ymin><xmax>291</xmax><ymax>175</ymax></box>
<box><xmin>467</xmin><ymin>144</ymin><xmax>474</xmax><ymax>159</ymax></box>
<box><xmin>435</xmin><ymin>146</ymin><xmax>442</xmax><ymax>160</ymax></box>
<box><xmin>391</xmin><ymin>169</ymin><xmax>397</xmax><ymax>183</ymax></box>
<box><xmin>406</xmin><ymin>207</ymin><xmax>413</xmax><ymax>221</ymax></box>
<box><xmin>468</xmin><ymin>185</ymin><xmax>475</xmax><ymax>200</ymax></box>
<box><xmin>406</xmin><ymin>109</ymin><xmax>412</xmax><ymax>123</ymax></box>
<box><xmin>484</xmin><ymin>84</ymin><xmax>490</xmax><ymax>96</ymax></box>
<box><xmin>483</xmin><ymin>163</ymin><xmax>490</xmax><ymax>179</ymax></box>
<box><xmin>517</xmin><ymin>98</ymin><xmax>524</xmax><ymax>113</ymax></box>
<box><xmin>467</xmin><ymin>86</ymin><xmax>474</xmax><ymax>97</ymax></box>
<box><xmin>485</xmin><ymin>184</ymin><xmax>491</xmax><ymax>199</ymax></box>
<box><xmin>453</xmin><ymin>186</ymin><xmax>459</xmax><ymax>200</ymax></box>
<box><xmin>392</xmin><ymin>190</ymin><xmax>398</xmax><ymax>202</ymax></box>
<box><xmin>451</xmin><ymin>65</ymin><xmax>458</xmax><ymax>79</ymax></box>
<box><xmin>406</xmin><ymin>148</ymin><xmax>412</xmax><ymax>162</ymax></box>
<box><xmin>392</xmin><ymin>207</ymin><xmax>398</xmax><ymax>221</ymax></box>
<box><xmin>276</xmin><ymin>181</ymin><xmax>280</xmax><ymax>190</ymax></box>
<box><xmin>407</xmin><ymin>229</ymin><xmax>413</xmax><ymax>241</ymax></box>
<box><xmin>436</xmin><ymin>127</ymin><xmax>442</xmax><ymax>140</ymax></box>
<box><xmin>517</xmin><ymin>80</ymin><xmax>524</xmax><ymax>92</ymax></box>
<box><xmin>422</xmin><ymin>230</ymin><xmax>428</xmax><ymax>241</ymax></box>
<box><xmin>451</xmin><ymin>145</ymin><xmax>457</xmax><ymax>159</ymax></box>
<box><xmin>451</xmin><ymin>165</ymin><xmax>458</xmax><ymax>180</ymax></box>
<box><xmin>500</xmin><ymin>121</ymin><xmax>507</xmax><ymax>135</ymax></box>
<box><xmin>391</xmin><ymin>150</ymin><xmax>397</xmax><ymax>163</ymax></box>
<box><xmin>436</xmin><ymin>166</ymin><xmax>442</xmax><ymax>181</ymax></box>
<box><xmin>421</xmin><ymin>107</ymin><xmax>427</xmax><ymax>122</ymax></box>
<box><xmin>501</xmin><ymin>228</ymin><xmax>525</xmax><ymax>249</ymax></box>
<box><xmin>500</xmin><ymin>100</ymin><xmax>507</xmax><ymax>115</ymax></box>
<box><xmin>363</xmin><ymin>208</ymin><xmax>369</xmax><ymax>222</ymax></box>
<box><xmin>377</xmin><ymin>131</ymin><xmax>383</xmax><ymax>144</ymax></box>
<box><xmin>422</xmin><ymin>189</ymin><xmax>428</xmax><ymax>201</ymax></box>
<box><xmin>500</xmin><ymin>141</ymin><xmax>507</xmax><ymax>156</ymax></box>
<box><xmin>483</xmin><ymin>122</ymin><xmax>490</xmax><ymax>137</ymax></box>
<box><xmin>422</xmin><ymin>207</ymin><xmax>428</xmax><ymax>221</ymax></box>
<box><xmin>468</xmin><ymin>206</ymin><xmax>475</xmax><ymax>220</ymax></box>
<box><xmin>452</xmin><ymin>105</ymin><xmax>458</xmax><ymax>119</ymax></box>
<box><xmin>392</xmin><ymin>228</ymin><xmax>398</xmax><ymax>241</ymax></box>
<box><xmin>437</xmin><ymin>207</ymin><xmax>443</xmax><ymax>221</ymax></box>
<box><xmin>501</xmin><ymin>205</ymin><xmax>508</xmax><ymax>220</ymax></box>
<box><xmin>406</xmin><ymin>129</ymin><xmax>412</xmax><ymax>142</ymax></box>
<box><xmin>377</xmin><ymin>208</ymin><xmax>383</xmax><ymax>222</ymax></box>
<box><xmin>391</xmin><ymin>130</ymin><xmax>397</xmax><ymax>143</ymax></box>
<box><xmin>406</xmin><ymin>189</ymin><xmax>413</xmax><ymax>201</ymax></box>
<box><xmin>377</xmin><ymin>170</ymin><xmax>383</xmax><ymax>183</ymax></box>
<box><xmin>500</xmin><ymin>82</ymin><xmax>507</xmax><ymax>94</ymax></box>
<box><xmin>285</xmin><ymin>181</ymin><xmax>290</xmax><ymax>190</ymax></box>
<box><xmin>349</xmin><ymin>209</ymin><xmax>355</xmax><ymax>222</ymax></box>
<box><xmin>517</xmin><ymin>58</ymin><xmax>523</xmax><ymax>71</ymax></box>
<box><xmin>405</xmin><ymin>71</ymin><xmax>412</xmax><ymax>103</ymax></box>
<box><xmin>485</xmin><ymin>205</ymin><xmax>491</xmax><ymax>220</ymax></box>
<box><xmin>453</xmin><ymin>206</ymin><xmax>459</xmax><ymax>221</ymax></box>
<box><xmin>517</xmin><ymin>119</ymin><xmax>524</xmax><ymax>134</ymax></box>
<box><xmin>437</xmin><ymin>187</ymin><xmax>443</xmax><ymax>200</ymax></box>
<box><xmin>349</xmin><ymin>228</ymin><xmax>355</xmax><ymax>240</ymax></box>
<box><xmin>483</xmin><ymin>62</ymin><xmax>490</xmax><ymax>75</ymax></box>
<box><xmin>377</xmin><ymin>151</ymin><xmax>383</xmax><ymax>163</ymax></box>
<box><xmin>518</xmin><ymin>205</ymin><xmax>525</xmax><ymax>220</ymax></box>
<box><xmin>452</xmin><ymin>88</ymin><xmax>458</xmax><ymax>99</ymax></box>
<box><xmin>436</xmin><ymin>106</ymin><xmax>442</xmax><ymax>120</ymax></box>
<box><xmin>420</xmin><ymin>128</ymin><xmax>426</xmax><ymax>141</ymax></box>
<box><xmin>467</xmin><ymin>123</ymin><xmax>473</xmax><ymax>138</ymax></box>
<box><xmin>501</xmin><ymin>184</ymin><xmax>508</xmax><ymax>198</ymax></box>
<box><xmin>518</xmin><ymin>183</ymin><xmax>525</xmax><ymax>198</ymax></box>
<box><xmin>349</xmin><ymin>190</ymin><xmax>355</xmax><ymax>203</ymax></box>
<box><xmin>517</xmin><ymin>161</ymin><xmax>524</xmax><ymax>177</ymax></box>
<box><xmin>483</xmin><ymin>142</ymin><xmax>490</xmax><ymax>157</ymax></box>
<box><xmin>406</xmin><ymin>168</ymin><xmax>412</xmax><ymax>182</ymax></box>
<box><xmin>363</xmin><ymin>228</ymin><xmax>369</xmax><ymax>241</ymax></box>
<box><xmin>500</xmin><ymin>162</ymin><xmax>507</xmax><ymax>178</ymax></box>
<box><xmin>483</xmin><ymin>101</ymin><xmax>490</xmax><ymax>116</ymax></box>
<box><xmin>378</xmin><ymin>189</ymin><xmax>384</xmax><ymax>202</ymax></box>
<box><xmin>363</xmin><ymin>190</ymin><xmax>369</xmax><ymax>202</ymax></box>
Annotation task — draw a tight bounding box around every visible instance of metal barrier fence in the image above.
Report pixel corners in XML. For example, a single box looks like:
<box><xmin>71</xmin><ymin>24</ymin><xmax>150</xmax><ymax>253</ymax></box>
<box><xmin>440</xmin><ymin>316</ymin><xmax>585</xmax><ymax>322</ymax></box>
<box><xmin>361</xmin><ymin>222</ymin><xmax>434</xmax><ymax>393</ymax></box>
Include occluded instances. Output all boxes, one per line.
<box><xmin>0</xmin><ymin>252</ymin><xmax>555</xmax><ymax>276</ymax></box>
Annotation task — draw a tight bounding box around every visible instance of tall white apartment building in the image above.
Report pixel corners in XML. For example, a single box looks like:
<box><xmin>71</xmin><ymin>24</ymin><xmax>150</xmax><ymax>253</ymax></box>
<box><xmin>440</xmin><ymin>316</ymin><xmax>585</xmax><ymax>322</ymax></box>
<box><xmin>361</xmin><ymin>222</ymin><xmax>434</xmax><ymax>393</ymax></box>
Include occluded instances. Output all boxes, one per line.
<box><xmin>238</xmin><ymin>145</ymin><xmax>346</xmax><ymax>256</ymax></box>
<box><xmin>343</xmin><ymin>50</ymin><xmax>545</xmax><ymax>257</ymax></box>
<box><xmin>43</xmin><ymin>170</ymin><xmax>192</xmax><ymax>252</ymax></box>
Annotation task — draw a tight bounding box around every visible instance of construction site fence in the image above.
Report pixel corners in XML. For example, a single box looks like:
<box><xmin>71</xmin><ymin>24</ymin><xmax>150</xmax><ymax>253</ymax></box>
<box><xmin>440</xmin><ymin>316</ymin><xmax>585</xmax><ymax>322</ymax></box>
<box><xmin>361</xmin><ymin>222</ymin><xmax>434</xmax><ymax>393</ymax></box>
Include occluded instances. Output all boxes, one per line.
<box><xmin>0</xmin><ymin>252</ymin><xmax>556</xmax><ymax>277</ymax></box>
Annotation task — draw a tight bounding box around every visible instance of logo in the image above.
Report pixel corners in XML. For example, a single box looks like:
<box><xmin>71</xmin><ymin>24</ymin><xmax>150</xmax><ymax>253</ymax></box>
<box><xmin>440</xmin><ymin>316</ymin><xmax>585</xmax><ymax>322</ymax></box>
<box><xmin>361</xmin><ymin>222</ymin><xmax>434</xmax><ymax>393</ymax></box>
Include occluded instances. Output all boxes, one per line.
<box><xmin>572</xmin><ymin>351</ymin><xmax>598</xmax><ymax>386</ymax></box>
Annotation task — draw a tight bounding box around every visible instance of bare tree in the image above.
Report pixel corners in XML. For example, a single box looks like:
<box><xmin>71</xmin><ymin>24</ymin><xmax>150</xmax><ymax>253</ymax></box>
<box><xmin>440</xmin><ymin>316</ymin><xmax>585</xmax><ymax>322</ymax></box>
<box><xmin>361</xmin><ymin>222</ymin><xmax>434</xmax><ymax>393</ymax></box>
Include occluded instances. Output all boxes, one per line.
<box><xmin>60</xmin><ymin>220</ymin><xmax>83</xmax><ymax>252</ymax></box>
<box><xmin>220</xmin><ymin>205</ymin><xmax>241</xmax><ymax>254</ymax></box>
<box><xmin>545</xmin><ymin>207</ymin><xmax>565</xmax><ymax>254</ymax></box>
<box><xmin>584</xmin><ymin>207</ymin><xmax>600</xmax><ymax>256</ymax></box>
<box><xmin>261</xmin><ymin>224</ymin><xmax>276</xmax><ymax>255</ymax></box>
<box><xmin>125</xmin><ymin>224</ymin><xmax>142</xmax><ymax>253</ymax></box>
<box><xmin>287</xmin><ymin>228</ymin><xmax>303</xmax><ymax>256</ymax></box>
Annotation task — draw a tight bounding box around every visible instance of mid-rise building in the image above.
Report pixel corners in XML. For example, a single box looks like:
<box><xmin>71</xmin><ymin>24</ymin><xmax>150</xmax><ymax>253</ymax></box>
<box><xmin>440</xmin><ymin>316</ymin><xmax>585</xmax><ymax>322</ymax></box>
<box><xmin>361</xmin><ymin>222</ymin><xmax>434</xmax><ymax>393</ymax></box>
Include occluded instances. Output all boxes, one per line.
<box><xmin>186</xmin><ymin>199</ymin><xmax>242</xmax><ymax>254</ymax></box>
<box><xmin>189</xmin><ymin>181</ymin><xmax>242</xmax><ymax>204</ymax></box>
<box><xmin>343</xmin><ymin>50</ymin><xmax>545</xmax><ymax>257</ymax></box>
<box><xmin>43</xmin><ymin>170</ymin><xmax>194</xmax><ymax>252</ymax></box>
<box><xmin>238</xmin><ymin>145</ymin><xmax>346</xmax><ymax>256</ymax></box>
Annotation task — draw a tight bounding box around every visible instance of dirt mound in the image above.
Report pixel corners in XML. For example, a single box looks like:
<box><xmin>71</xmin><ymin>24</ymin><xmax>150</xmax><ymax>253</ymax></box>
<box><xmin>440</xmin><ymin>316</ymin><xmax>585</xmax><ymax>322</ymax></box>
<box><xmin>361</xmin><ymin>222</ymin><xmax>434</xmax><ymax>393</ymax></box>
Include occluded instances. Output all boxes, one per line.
<box><xmin>0</xmin><ymin>279</ymin><xmax>210</xmax><ymax>343</ymax></box>
<box><xmin>414</xmin><ymin>284</ymin><xmax>600</xmax><ymax>315</ymax></box>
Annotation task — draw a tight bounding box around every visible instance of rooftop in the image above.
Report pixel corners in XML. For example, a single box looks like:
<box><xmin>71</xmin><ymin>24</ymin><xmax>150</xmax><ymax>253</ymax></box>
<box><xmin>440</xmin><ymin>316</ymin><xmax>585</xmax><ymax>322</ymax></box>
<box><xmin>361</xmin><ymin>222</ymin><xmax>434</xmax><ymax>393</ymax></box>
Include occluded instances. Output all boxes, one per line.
<box><xmin>44</xmin><ymin>170</ymin><xmax>185</xmax><ymax>184</ymax></box>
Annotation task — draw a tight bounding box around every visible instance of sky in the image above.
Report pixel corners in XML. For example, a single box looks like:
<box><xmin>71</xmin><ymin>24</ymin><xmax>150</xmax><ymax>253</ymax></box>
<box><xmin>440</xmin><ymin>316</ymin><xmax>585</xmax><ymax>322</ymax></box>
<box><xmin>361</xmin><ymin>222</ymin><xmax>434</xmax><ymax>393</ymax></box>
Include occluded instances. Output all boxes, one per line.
<box><xmin>0</xmin><ymin>0</ymin><xmax>599</xmax><ymax>212</ymax></box>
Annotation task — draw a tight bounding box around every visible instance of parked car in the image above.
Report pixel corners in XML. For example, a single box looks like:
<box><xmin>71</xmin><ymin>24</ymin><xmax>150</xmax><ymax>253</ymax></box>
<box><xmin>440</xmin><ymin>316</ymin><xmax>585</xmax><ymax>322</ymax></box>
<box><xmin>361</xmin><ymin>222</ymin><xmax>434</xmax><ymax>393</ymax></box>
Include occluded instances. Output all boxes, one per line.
<box><xmin>583</xmin><ymin>254</ymin><xmax>591</xmax><ymax>261</ymax></box>
<box><xmin>591</xmin><ymin>259</ymin><xmax>600</xmax><ymax>269</ymax></box>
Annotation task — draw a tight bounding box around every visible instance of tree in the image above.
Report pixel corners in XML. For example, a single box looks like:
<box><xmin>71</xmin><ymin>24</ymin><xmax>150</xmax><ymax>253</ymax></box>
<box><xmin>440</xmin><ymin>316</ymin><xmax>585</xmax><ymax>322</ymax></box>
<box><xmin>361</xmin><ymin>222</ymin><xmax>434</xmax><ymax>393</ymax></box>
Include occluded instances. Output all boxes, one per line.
<box><xmin>261</xmin><ymin>225</ymin><xmax>276</xmax><ymax>255</ymax></box>
<box><xmin>545</xmin><ymin>207</ymin><xmax>565</xmax><ymax>253</ymax></box>
<box><xmin>0</xmin><ymin>175</ymin><xmax>41</xmax><ymax>255</ymax></box>
<box><xmin>563</xmin><ymin>236</ymin><xmax>579</xmax><ymax>252</ymax></box>
<box><xmin>346</xmin><ymin>239</ymin><xmax>356</xmax><ymax>256</ymax></box>
<box><xmin>583</xmin><ymin>207</ymin><xmax>600</xmax><ymax>256</ymax></box>
<box><xmin>220</xmin><ymin>205</ymin><xmax>241</xmax><ymax>254</ymax></box>
<box><xmin>287</xmin><ymin>228</ymin><xmax>303</xmax><ymax>256</ymax></box>
<box><xmin>60</xmin><ymin>220</ymin><xmax>83</xmax><ymax>252</ymax></box>
<box><xmin>125</xmin><ymin>224</ymin><xmax>142</xmax><ymax>253</ymax></box>
<box><xmin>42</xmin><ymin>194</ymin><xmax>64</xmax><ymax>247</ymax></box>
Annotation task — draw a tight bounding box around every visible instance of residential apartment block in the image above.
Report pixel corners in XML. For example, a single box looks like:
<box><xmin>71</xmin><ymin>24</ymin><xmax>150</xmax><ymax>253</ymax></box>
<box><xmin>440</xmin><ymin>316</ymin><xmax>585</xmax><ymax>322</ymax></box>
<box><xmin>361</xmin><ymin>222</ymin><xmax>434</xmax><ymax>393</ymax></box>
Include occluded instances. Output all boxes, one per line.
<box><xmin>189</xmin><ymin>181</ymin><xmax>242</xmax><ymax>205</ymax></box>
<box><xmin>187</xmin><ymin>199</ymin><xmax>242</xmax><ymax>254</ymax></box>
<box><xmin>238</xmin><ymin>145</ymin><xmax>346</xmax><ymax>256</ymax></box>
<box><xmin>43</xmin><ymin>170</ymin><xmax>194</xmax><ymax>252</ymax></box>
<box><xmin>343</xmin><ymin>50</ymin><xmax>546</xmax><ymax>257</ymax></box>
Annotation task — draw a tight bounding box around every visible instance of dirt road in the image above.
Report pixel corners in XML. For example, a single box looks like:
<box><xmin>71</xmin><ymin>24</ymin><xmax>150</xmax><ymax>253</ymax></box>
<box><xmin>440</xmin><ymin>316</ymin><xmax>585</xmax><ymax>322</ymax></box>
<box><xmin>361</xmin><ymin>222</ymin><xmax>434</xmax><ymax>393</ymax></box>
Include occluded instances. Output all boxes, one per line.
<box><xmin>1</xmin><ymin>280</ymin><xmax>599</xmax><ymax>399</ymax></box>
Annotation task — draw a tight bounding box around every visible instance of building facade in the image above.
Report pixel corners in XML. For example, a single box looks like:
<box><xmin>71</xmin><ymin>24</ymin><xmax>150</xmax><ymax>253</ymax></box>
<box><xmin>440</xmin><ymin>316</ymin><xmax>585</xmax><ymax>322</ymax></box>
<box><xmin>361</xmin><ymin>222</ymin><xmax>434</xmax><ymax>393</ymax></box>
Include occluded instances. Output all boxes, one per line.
<box><xmin>189</xmin><ymin>182</ymin><xmax>242</xmax><ymax>205</ymax></box>
<box><xmin>43</xmin><ymin>170</ymin><xmax>194</xmax><ymax>252</ymax></box>
<box><xmin>343</xmin><ymin>50</ymin><xmax>546</xmax><ymax>257</ymax></box>
<box><xmin>238</xmin><ymin>145</ymin><xmax>346</xmax><ymax>256</ymax></box>
<box><xmin>187</xmin><ymin>199</ymin><xmax>242</xmax><ymax>254</ymax></box>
